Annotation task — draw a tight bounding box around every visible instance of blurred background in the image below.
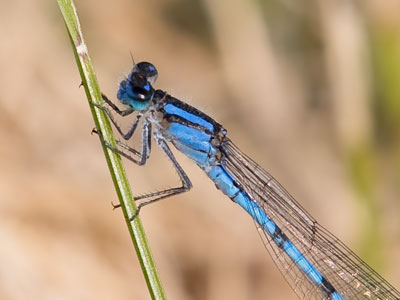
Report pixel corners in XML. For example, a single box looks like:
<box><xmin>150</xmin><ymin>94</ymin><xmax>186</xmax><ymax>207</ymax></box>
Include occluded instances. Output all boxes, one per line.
<box><xmin>1</xmin><ymin>0</ymin><xmax>400</xmax><ymax>299</ymax></box>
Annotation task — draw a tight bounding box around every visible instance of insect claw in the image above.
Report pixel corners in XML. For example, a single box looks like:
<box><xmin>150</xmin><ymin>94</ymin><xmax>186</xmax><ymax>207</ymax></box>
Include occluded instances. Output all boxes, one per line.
<box><xmin>111</xmin><ymin>201</ymin><xmax>121</xmax><ymax>210</ymax></box>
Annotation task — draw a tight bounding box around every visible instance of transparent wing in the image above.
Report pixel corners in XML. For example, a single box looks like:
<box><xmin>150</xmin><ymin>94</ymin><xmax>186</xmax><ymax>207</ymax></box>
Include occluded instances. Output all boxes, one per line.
<box><xmin>222</xmin><ymin>139</ymin><xmax>400</xmax><ymax>300</ymax></box>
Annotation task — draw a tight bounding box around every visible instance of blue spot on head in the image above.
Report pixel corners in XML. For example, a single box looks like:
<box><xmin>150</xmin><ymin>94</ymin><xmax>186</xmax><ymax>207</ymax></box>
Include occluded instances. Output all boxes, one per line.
<box><xmin>143</xmin><ymin>82</ymin><xmax>151</xmax><ymax>92</ymax></box>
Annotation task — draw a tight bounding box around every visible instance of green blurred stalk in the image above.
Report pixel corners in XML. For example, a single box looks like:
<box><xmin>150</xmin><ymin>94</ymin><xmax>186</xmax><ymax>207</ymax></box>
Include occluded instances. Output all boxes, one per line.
<box><xmin>370</xmin><ymin>22</ymin><xmax>400</xmax><ymax>268</ymax></box>
<box><xmin>371</xmin><ymin>26</ymin><xmax>400</xmax><ymax>135</ymax></box>
<box><xmin>370</xmin><ymin>24</ymin><xmax>400</xmax><ymax>186</ymax></box>
<box><xmin>347</xmin><ymin>145</ymin><xmax>382</xmax><ymax>269</ymax></box>
<box><xmin>56</xmin><ymin>1</ymin><xmax>166</xmax><ymax>299</ymax></box>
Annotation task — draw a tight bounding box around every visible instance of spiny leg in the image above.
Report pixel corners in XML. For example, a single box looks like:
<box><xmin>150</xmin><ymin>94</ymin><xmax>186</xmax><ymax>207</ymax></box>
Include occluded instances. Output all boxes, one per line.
<box><xmin>91</xmin><ymin>127</ymin><xmax>140</xmax><ymax>158</ymax></box>
<box><xmin>102</xmin><ymin>93</ymin><xmax>144</xmax><ymax>141</ymax></box>
<box><xmin>114</xmin><ymin>114</ymin><xmax>142</xmax><ymax>141</ymax></box>
<box><xmin>105</xmin><ymin>120</ymin><xmax>152</xmax><ymax>165</ymax></box>
<box><xmin>102</xmin><ymin>93</ymin><xmax>134</xmax><ymax>117</ymax></box>
<box><xmin>113</xmin><ymin>121</ymin><xmax>152</xmax><ymax>162</ymax></box>
<box><xmin>91</xmin><ymin>95</ymin><xmax>144</xmax><ymax>163</ymax></box>
<box><xmin>92</xmin><ymin>118</ymin><xmax>151</xmax><ymax>162</ymax></box>
<box><xmin>91</xmin><ymin>94</ymin><xmax>142</xmax><ymax>140</ymax></box>
<box><xmin>96</xmin><ymin>102</ymin><xmax>192</xmax><ymax>218</ymax></box>
<box><xmin>132</xmin><ymin>138</ymin><xmax>192</xmax><ymax>219</ymax></box>
<box><xmin>113</xmin><ymin>137</ymin><xmax>192</xmax><ymax>220</ymax></box>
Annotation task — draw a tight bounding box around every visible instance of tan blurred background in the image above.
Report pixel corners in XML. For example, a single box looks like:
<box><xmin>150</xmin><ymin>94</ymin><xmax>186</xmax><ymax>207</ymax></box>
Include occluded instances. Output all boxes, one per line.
<box><xmin>1</xmin><ymin>0</ymin><xmax>400</xmax><ymax>299</ymax></box>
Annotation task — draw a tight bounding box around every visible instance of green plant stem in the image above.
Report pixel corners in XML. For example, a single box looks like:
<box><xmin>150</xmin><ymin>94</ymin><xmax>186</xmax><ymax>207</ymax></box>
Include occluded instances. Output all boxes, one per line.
<box><xmin>56</xmin><ymin>1</ymin><xmax>166</xmax><ymax>299</ymax></box>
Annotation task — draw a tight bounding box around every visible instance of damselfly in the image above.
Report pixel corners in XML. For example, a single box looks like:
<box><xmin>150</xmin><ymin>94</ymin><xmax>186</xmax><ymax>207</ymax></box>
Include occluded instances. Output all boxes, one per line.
<box><xmin>96</xmin><ymin>61</ymin><xmax>400</xmax><ymax>300</ymax></box>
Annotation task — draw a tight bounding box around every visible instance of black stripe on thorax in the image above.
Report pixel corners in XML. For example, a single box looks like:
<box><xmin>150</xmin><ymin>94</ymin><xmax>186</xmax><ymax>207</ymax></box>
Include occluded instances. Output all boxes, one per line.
<box><xmin>163</xmin><ymin>114</ymin><xmax>217</xmax><ymax>136</ymax></box>
<box><xmin>161</xmin><ymin>93</ymin><xmax>223</xmax><ymax>133</ymax></box>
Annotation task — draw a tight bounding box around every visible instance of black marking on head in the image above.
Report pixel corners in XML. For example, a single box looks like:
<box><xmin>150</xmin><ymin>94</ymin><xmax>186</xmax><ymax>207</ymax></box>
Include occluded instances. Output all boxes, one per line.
<box><xmin>133</xmin><ymin>62</ymin><xmax>158</xmax><ymax>84</ymax></box>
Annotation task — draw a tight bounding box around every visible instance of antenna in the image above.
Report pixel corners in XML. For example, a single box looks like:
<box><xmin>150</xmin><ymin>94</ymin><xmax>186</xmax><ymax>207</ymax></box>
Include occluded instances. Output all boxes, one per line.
<box><xmin>129</xmin><ymin>50</ymin><xmax>136</xmax><ymax>66</ymax></box>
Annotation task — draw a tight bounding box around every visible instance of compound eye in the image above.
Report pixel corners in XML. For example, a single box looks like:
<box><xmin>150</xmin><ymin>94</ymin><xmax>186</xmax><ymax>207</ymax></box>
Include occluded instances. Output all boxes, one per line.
<box><xmin>132</xmin><ymin>82</ymin><xmax>153</xmax><ymax>102</ymax></box>
<box><xmin>134</xmin><ymin>62</ymin><xmax>158</xmax><ymax>84</ymax></box>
